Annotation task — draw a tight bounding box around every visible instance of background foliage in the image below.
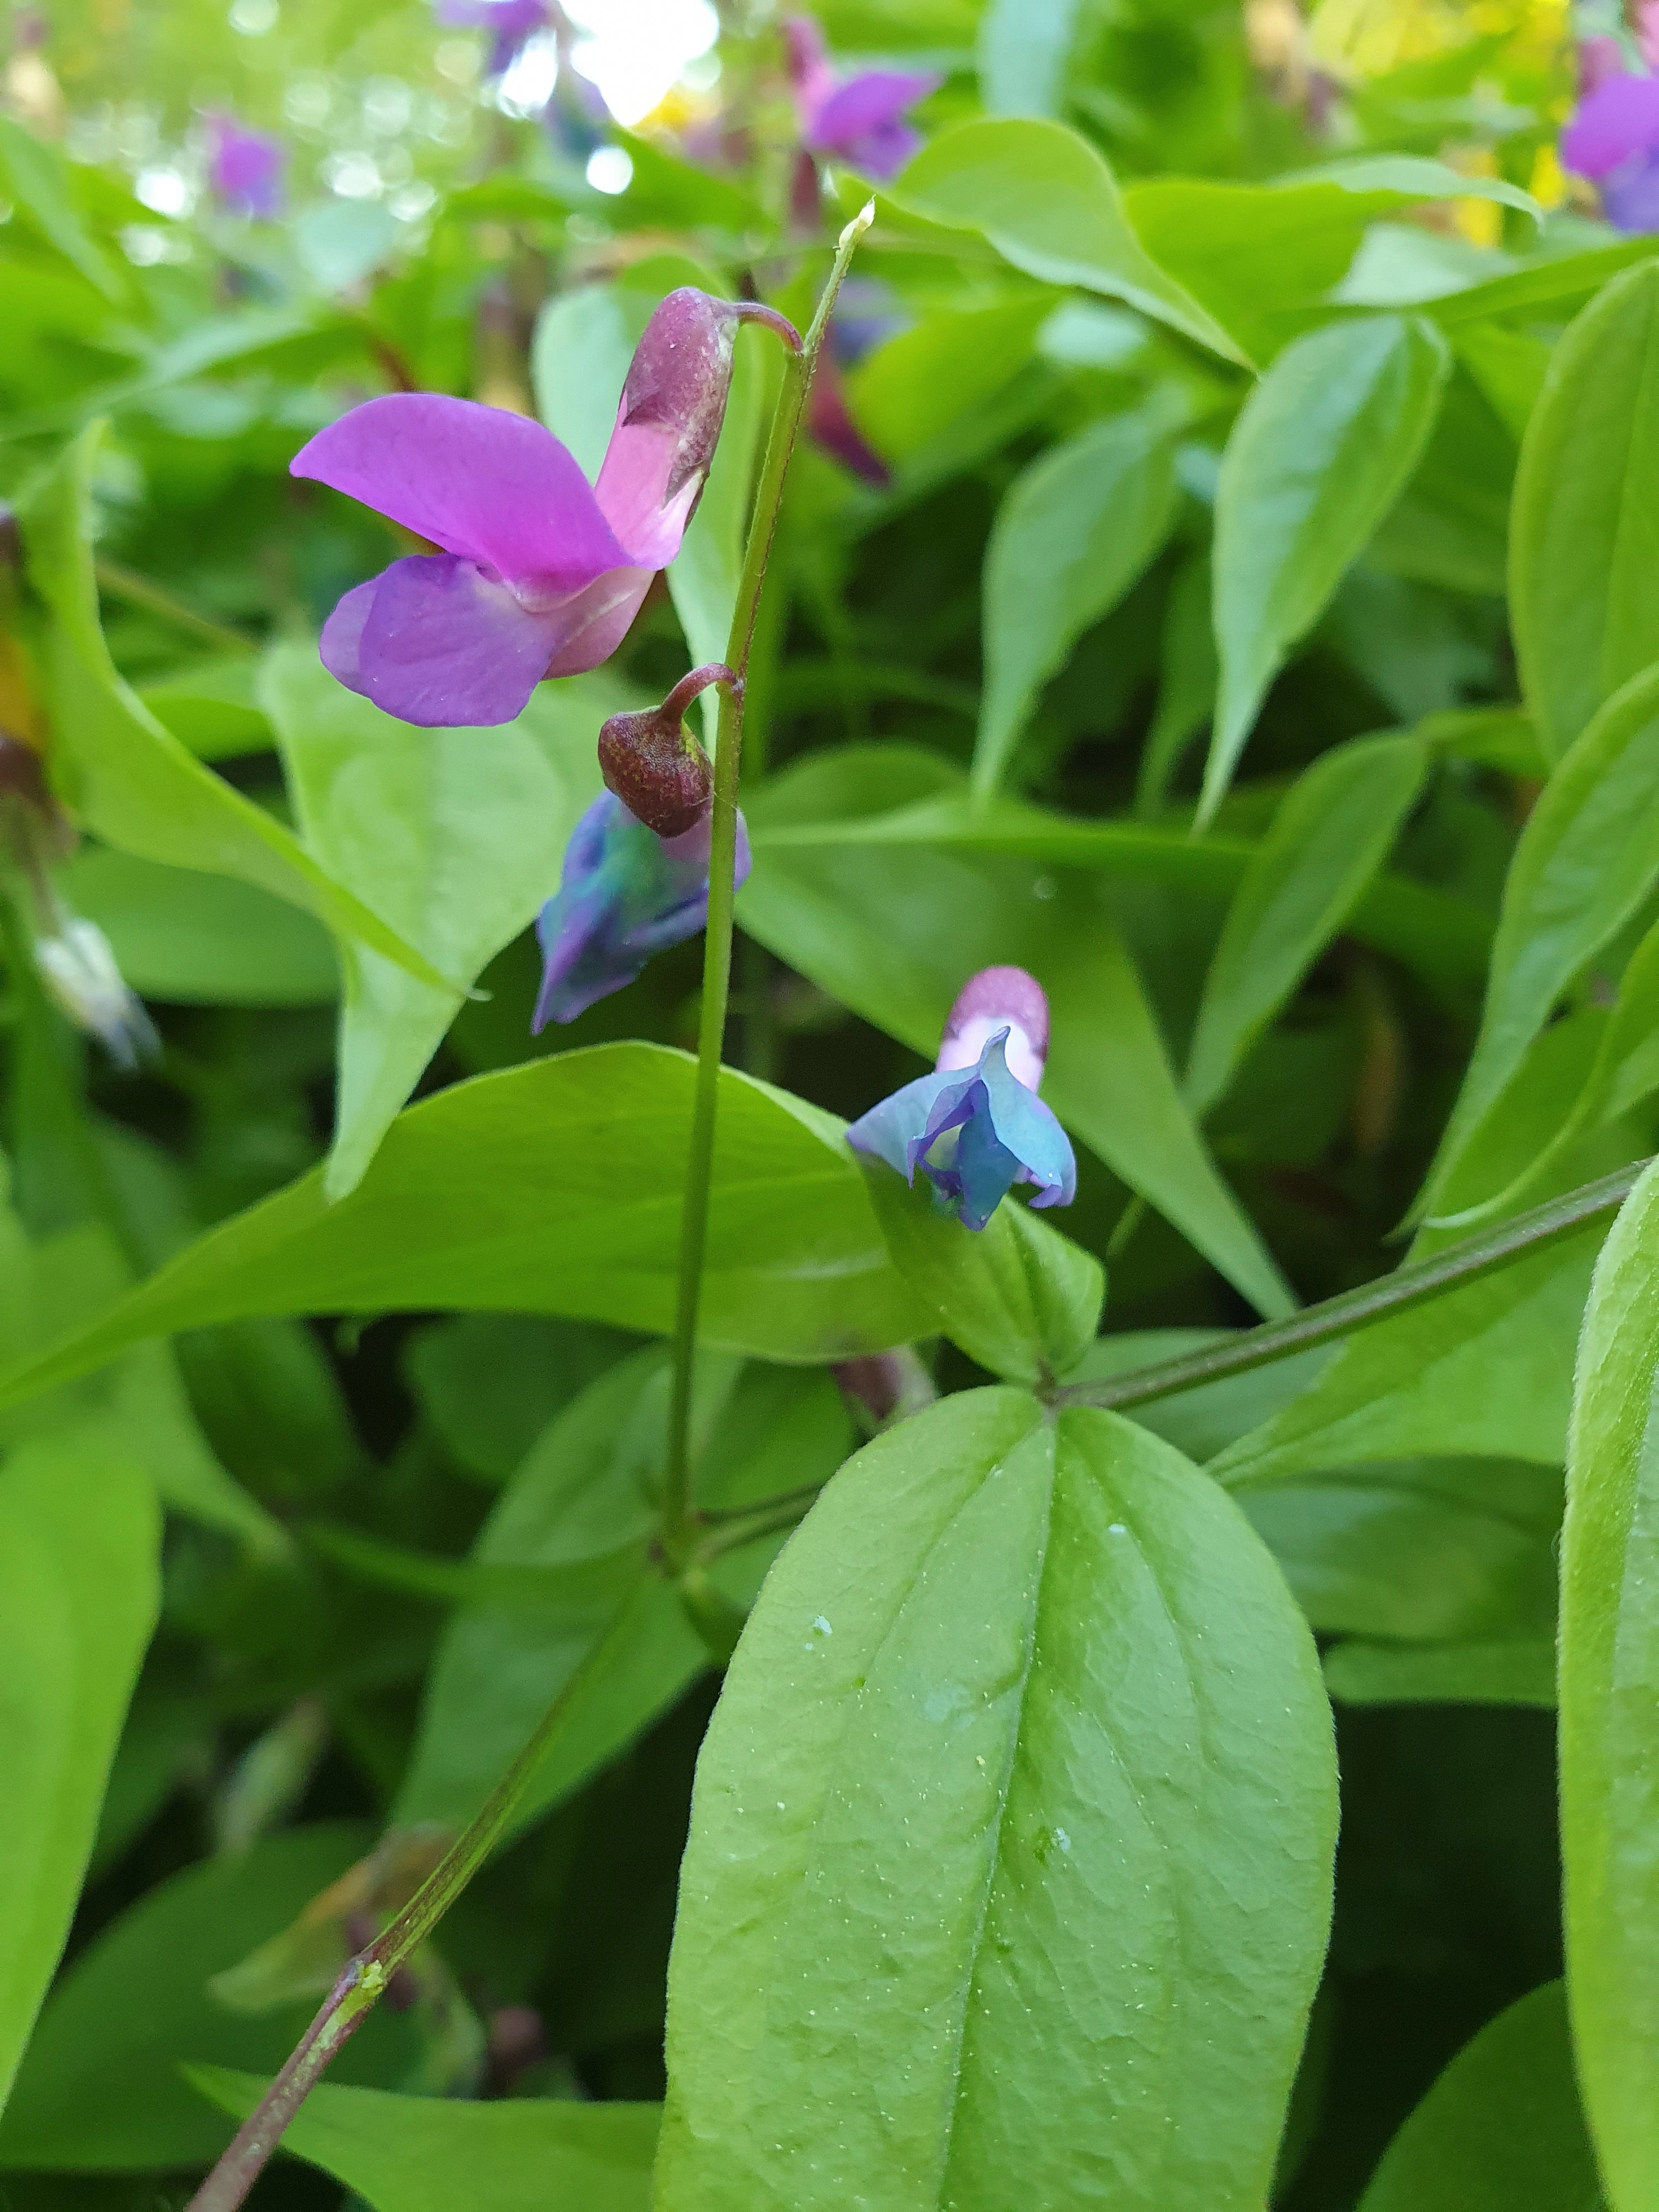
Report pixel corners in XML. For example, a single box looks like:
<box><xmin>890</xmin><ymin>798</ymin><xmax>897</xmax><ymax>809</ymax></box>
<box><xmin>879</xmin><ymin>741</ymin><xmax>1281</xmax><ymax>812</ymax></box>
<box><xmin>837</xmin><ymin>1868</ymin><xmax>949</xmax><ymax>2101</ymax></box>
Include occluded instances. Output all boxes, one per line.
<box><xmin>2</xmin><ymin>0</ymin><xmax>1656</xmax><ymax>2205</ymax></box>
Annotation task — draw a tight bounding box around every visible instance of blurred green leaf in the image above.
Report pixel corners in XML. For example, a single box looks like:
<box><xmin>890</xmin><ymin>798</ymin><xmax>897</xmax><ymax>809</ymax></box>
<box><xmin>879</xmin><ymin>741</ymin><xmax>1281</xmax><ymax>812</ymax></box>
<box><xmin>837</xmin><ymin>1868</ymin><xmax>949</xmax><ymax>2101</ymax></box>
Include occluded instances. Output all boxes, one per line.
<box><xmin>191</xmin><ymin>2068</ymin><xmax>658</xmax><ymax>2211</ymax></box>
<box><xmin>889</xmin><ymin>118</ymin><xmax>1251</xmax><ymax>365</ymax></box>
<box><xmin>974</xmin><ymin>409</ymin><xmax>1177</xmax><ymax>796</ymax></box>
<box><xmin>977</xmin><ymin>0</ymin><xmax>1081</xmax><ymax>118</ymax></box>
<box><xmin>16</xmin><ymin>427</ymin><xmax>452</xmax><ymax>994</ymax></box>
<box><xmin>1511</xmin><ymin>262</ymin><xmax>1659</xmax><ymax>766</ymax></box>
<box><xmin>1185</xmin><ymin>735</ymin><xmax>1428</xmax><ymax>1115</ymax></box>
<box><xmin>1355</xmin><ymin>1983</ymin><xmax>1604</xmax><ymax>2210</ymax></box>
<box><xmin>1414</xmin><ymin>662</ymin><xmax>1659</xmax><ymax>1223</ymax></box>
<box><xmin>0</xmin><ymin>1436</ymin><xmax>157</xmax><ymax>2115</ymax></box>
<box><xmin>656</xmin><ymin>1392</ymin><xmax>1336</xmax><ymax>2210</ymax></box>
<box><xmin>259</xmin><ymin>642</ymin><xmax>614</xmax><ymax>1197</ymax></box>
<box><xmin>0</xmin><ymin>1824</ymin><xmax>423</xmax><ymax>2170</ymax></box>
<box><xmin>1324</xmin><ymin>1638</ymin><xmax>1556</xmax><ymax>1708</ymax></box>
<box><xmin>60</xmin><ymin>845</ymin><xmax>338</xmax><ymax>1007</ymax></box>
<box><xmin>1205</xmin><ymin>314</ymin><xmax>1450</xmax><ymax>822</ymax></box>
<box><xmin>397</xmin><ymin>1351</ymin><xmax>851</xmax><ymax>1838</ymax></box>
<box><xmin>1560</xmin><ymin>1155</ymin><xmax>1659</xmax><ymax>2210</ymax></box>
<box><xmin>0</xmin><ymin>114</ymin><xmax>122</xmax><ymax>302</ymax></box>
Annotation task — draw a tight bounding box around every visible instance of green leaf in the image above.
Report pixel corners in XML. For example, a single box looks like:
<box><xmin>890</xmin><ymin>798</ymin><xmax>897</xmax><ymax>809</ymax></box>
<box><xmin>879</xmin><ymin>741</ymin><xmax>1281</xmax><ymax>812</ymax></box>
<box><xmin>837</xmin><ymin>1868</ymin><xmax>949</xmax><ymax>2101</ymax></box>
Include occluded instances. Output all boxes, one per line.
<box><xmin>742</xmin><ymin>757</ymin><xmax>1296</xmax><ymax>1318</ymax></box>
<box><xmin>1211</xmin><ymin>1231</ymin><xmax>1602</xmax><ymax>1491</ymax></box>
<box><xmin>0</xmin><ymin>114</ymin><xmax>122</xmax><ymax>301</ymax></box>
<box><xmin>1136</xmin><ymin>549</ymin><xmax>1215</xmax><ymax>815</ymax></box>
<box><xmin>404</xmin><ymin>1314</ymin><xmax>638</xmax><ymax>1483</ymax></box>
<box><xmin>974</xmin><ymin>410</ymin><xmax>1177</xmax><ymax>795</ymax></box>
<box><xmin>1240</xmin><ymin>1456</ymin><xmax>1561</xmax><ymax>1645</ymax></box>
<box><xmin>1356</xmin><ymin>1983</ymin><xmax>1605</xmax><ymax>2211</ymax></box>
<box><xmin>0</xmin><ymin>1048</ymin><xmax>925</xmax><ymax>1409</ymax></box>
<box><xmin>1561</xmin><ymin>1154</ymin><xmax>1659</xmax><ymax>2210</ymax></box>
<box><xmin>1297</xmin><ymin>153</ymin><xmax>1541</xmax><ymax>219</ymax></box>
<box><xmin>1205</xmin><ymin>314</ymin><xmax>1451</xmax><ymax>822</ymax></box>
<box><xmin>889</xmin><ymin>118</ymin><xmax>1251</xmax><ymax>366</ymax></box>
<box><xmin>1414</xmin><ymin>662</ymin><xmax>1659</xmax><ymax>1223</ymax></box>
<box><xmin>15</xmin><ymin>427</ymin><xmax>450</xmax><ymax>994</ymax></box>
<box><xmin>259</xmin><ymin>641</ymin><xmax>614</xmax><ymax>1197</ymax></box>
<box><xmin>977</xmin><ymin>0</ymin><xmax>1081</xmax><ymax>117</ymax></box>
<box><xmin>1185</xmin><ymin>735</ymin><xmax>1429</xmax><ymax>1116</ymax></box>
<box><xmin>59</xmin><ymin>846</ymin><xmax>337</xmax><ymax>1007</ymax></box>
<box><xmin>1511</xmin><ymin>261</ymin><xmax>1659</xmax><ymax>765</ymax></box>
<box><xmin>0</xmin><ymin>1437</ymin><xmax>157</xmax><ymax>2116</ymax></box>
<box><xmin>860</xmin><ymin>1165</ymin><xmax>1103</xmax><ymax>1381</ymax></box>
<box><xmin>0</xmin><ymin>1824</ymin><xmax>422</xmax><ymax>2170</ymax></box>
<box><xmin>394</xmin><ymin>1351</ymin><xmax>852</xmax><ymax>1838</ymax></box>
<box><xmin>656</xmin><ymin>1391</ymin><xmax>1336</xmax><ymax>2210</ymax></box>
<box><xmin>190</xmin><ymin>2069</ymin><xmax>658</xmax><ymax>2212</ymax></box>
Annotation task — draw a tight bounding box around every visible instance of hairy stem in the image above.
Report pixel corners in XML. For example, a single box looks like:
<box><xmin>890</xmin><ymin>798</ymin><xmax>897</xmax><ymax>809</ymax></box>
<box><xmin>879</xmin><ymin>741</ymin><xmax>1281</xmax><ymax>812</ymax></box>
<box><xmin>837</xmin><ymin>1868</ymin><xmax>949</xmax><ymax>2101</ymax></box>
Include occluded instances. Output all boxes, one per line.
<box><xmin>661</xmin><ymin>202</ymin><xmax>874</xmax><ymax>1547</ymax></box>
<box><xmin>1053</xmin><ymin>1161</ymin><xmax>1646</xmax><ymax>1415</ymax></box>
<box><xmin>180</xmin><ymin>1601</ymin><xmax>637</xmax><ymax>2212</ymax></box>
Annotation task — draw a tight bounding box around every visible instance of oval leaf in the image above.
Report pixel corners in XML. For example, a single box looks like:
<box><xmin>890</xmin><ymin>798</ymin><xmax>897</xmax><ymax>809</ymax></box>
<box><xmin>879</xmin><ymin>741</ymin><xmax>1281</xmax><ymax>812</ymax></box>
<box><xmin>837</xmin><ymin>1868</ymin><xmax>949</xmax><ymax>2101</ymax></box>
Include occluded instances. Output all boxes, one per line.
<box><xmin>656</xmin><ymin>1390</ymin><xmax>1336</xmax><ymax>2210</ymax></box>
<box><xmin>1511</xmin><ymin>261</ymin><xmax>1659</xmax><ymax>765</ymax></box>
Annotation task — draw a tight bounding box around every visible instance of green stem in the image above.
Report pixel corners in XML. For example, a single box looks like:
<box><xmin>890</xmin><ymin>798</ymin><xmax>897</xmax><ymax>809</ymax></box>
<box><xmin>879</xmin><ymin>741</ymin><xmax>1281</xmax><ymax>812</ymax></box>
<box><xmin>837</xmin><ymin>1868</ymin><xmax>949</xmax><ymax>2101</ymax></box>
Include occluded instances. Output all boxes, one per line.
<box><xmin>660</xmin><ymin>204</ymin><xmax>874</xmax><ymax>1546</ymax></box>
<box><xmin>1053</xmin><ymin>1160</ymin><xmax>1646</xmax><ymax>1416</ymax></box>
<box><xmin>183</xmin><ymin>1600</ymin><xmax>632</xmax><ymax>2212</ymax></box>
<box><xmin>93</xmin><ymin>557</ymin><xmax>256</xmax><ymax>656</ymax></box>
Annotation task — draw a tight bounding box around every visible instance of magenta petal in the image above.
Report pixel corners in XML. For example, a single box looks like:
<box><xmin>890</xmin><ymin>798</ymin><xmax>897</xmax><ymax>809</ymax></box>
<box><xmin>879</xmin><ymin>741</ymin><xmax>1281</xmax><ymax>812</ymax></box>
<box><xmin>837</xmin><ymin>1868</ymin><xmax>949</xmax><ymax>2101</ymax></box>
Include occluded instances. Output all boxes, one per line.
<box><xmin>346</xmin><ymin>555</ymin><xmax>561</xmax><ymax>727</ymax></box>
<box><xmin>1562</xmin><ymin>74</ymin><xmax>1659</xmax><ymax>180</ymax></box>
<box><xmin>541</xmin><ymin>565</ymin><xmax>656</xmax><ymax>676</ymax></box>
<box><xmin>291</xmin><ymin>395</ymin><xmax>629</xmax><ymax>592</ymax></box>
<box><xmin>318</xmin><ymin>577</ymin><xmax>377</xmax><ymax>692</ymax></box>
<box><xmin>805</xmin><ymin>70</ymin><xmax>940</xmax><ymax>155</ymax></box>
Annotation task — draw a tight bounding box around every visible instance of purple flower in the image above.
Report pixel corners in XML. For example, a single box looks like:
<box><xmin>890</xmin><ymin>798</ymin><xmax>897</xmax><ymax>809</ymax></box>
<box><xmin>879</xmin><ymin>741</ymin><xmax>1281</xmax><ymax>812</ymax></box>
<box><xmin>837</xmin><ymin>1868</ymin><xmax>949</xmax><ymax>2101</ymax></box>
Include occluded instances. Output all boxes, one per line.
<box><xmin>848</xmin><ymin>966</ymin><xmax>1077</xmax><ymax>1232</ymax></box>
<box><xmin>290</xmin><ymin>289</ymin><xmax>747</xmax><ymax>728</ymax></box>
<box><xmin>434</xmin><ymin>0</ymin><xmax>549</xmax><ymax>77</ymax></box>
<box><xmin>533</xmin><ymin>791</ymin><xmax>751</xmax><ymax>1027</ymax></box>
<box><xmin>806</xmin><ymin>356</ymin><xmax>889</xmax><ymax>487</ymax></box>
<box><xmin>783</xmin><ymin>14</ymin><xmax>940</xmax><ymax>182</ymax></box>
<box><xmin>1562</xmin><ymin>70</ymin><xmax>1659</xmax><ymax>232</ymax></box>
<box><xmin>205</xmin><ymin>111</ymin><xmax>285</xmax><ymax>221</ymax></box>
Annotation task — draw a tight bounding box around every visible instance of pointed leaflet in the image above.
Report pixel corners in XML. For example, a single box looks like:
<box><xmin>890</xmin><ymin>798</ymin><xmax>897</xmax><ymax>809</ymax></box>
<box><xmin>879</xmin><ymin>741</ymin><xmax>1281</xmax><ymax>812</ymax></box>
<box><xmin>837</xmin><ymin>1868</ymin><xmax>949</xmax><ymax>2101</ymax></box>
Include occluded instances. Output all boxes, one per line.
<box><xmin>1413</xmin><ymin>662</ymin><xmax>1659</xmax><ymax>1224</ymax></box>
<box><xmin>1357</xmin><ymin>1984</ymin><xmax>1604</xmax><ymax>2211</ymax></box>
<box><xmin>1185</xmin><ymin>735</ymin><xmax>1428</xmax><ymax>1116</ymax></box>
<box><xmin>258</xmin><ymin>643</ymin><xmax>614</xmax><ymax>1198</ymax></box>
<box><xmin>655</xmin><ymin>1391</ymin><xmax>1336</xmax><ymax>2211</ymax></box>
<box><xmin>1204</xmin><ymin>313</ymin><xmax>1449</xmax><ymax>824</ymax></box>
<box><xmin>1561</xmin><ymin>1157</ymin><xmax>1659</xmax><ymax>2211</ymax></box>
<box><xmin>15</xmin><ymin>428</ymin><xmax>452</xmax><ymax>992</ymax></box>
<box><xmin>0</xmin><ymin>1047</ymin><xmax>926</xmax><ymax>1412</ymax></box>
<box><xmin>742</xmin><ymin>752</ymin><xmax>1296</xmax><ymax>1318</ymax></box>
<box><xmin>974</xmin><ymin>409</ymin><xmax>1177</xmax><ymax>796</ymax></box>
<box><xmin>888</xmin><ymin>118</ymin><xmax>1250</xmax><ymax>366</ymax></box>
<box><xmin>0</xmin><ymin>1438</ymin><xmax>157</xmax><ymax>2115</ymax></box>
<box><xmin>1511</xmin><ymin>261</ymin><xmax>1659</xmax><ymax>765</ymax></box>
<box><xmin>189</xmin><ymin>2072</ymin><xmax>657</xmax><ymax>2212</ymax></box>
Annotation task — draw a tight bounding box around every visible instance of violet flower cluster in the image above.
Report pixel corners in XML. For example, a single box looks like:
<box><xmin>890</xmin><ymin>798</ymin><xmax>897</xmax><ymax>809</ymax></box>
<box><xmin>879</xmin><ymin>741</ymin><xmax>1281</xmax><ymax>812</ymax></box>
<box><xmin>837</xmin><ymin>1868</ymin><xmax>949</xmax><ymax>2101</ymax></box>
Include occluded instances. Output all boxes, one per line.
<box><xmin>849</xmin><ymin>967</ymin><xmax>1077</xmax><ymax>1232</ymax></box>
<box><xmin>290</xmin><ymin>289</ymin><xmax>749</xmax><ymax>729</ymax></box>
<box><xmin>783</xmin><ymin>14</ymin><xmax>939</xmax><ymax>181</ymax></box>
<box><xmin>1564</xmin><ymin>17</ymin><xmax>1659</xmax><ymax>231</ymax></box>
<box><xmin>205</xmin><ymin>111</ymin><xmax>285</xmax><ymax>221</ymax></box>
<box><xmin>434</xmin><ymin>0</ymin><xmax>549</xmax><ymax>77</ymax></box>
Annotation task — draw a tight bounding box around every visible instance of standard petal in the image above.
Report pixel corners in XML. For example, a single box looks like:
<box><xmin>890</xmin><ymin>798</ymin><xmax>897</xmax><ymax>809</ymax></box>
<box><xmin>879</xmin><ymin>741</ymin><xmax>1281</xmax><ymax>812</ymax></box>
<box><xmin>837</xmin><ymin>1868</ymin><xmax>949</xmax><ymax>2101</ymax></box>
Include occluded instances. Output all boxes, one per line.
<box><xmin>1562</xmin><ymin>73</ymin><xmax>1659</xmax><ymax>180</ymax></box>
<box><xmin>291</xmin><ymin>394</ymin><xmax>629</xmax><ymax>591</ymax></box>
<box><xmin>805</xmin><ymin>69</ymin><xmax>939</xmax><ymax>157</ymax></box>
<box><xmin>593</xmin><ymin>290</ymin><xmax>737</xmax><ymax>567</ymax></box>
<box><xmin>348</xmin><ymin>554</ymin><xmax>561</xmax><ymax>727</ymax></box>
<box><xmin>840</xmin><ymin>116</ymin><xmax>924</xmax><ymax>183</ymax></box>
<box><xmin>1604</xmin><ymin>151</ymin><xmax>1659</xmax><ymax>232</ymax></box>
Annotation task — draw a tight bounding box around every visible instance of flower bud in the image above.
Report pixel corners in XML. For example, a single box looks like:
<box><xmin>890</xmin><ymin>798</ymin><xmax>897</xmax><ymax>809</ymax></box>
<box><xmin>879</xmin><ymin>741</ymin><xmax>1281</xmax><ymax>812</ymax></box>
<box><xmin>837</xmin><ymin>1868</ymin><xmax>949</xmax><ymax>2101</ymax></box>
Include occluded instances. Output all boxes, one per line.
<box><xmin>936</xmin><ymin>964</ymin><xmax>1050</xmax><ymax>1092</ymax></box>
<box><xmin>596</xmin><ymin>662</ymin><xmax>733</xmax><ymax>838</ymax></box>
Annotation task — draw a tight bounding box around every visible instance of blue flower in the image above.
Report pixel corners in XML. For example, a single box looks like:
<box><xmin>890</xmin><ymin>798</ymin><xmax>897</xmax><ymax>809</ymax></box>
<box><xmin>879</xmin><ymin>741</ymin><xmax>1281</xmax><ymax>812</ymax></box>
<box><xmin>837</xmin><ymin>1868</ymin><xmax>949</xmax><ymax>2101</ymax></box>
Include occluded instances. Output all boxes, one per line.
<box><xmin>848</xmin><ymin>967</ymin><xmax>1076</xmax><ymax>1232</ymax></box>
<box><xmin>533</xmin><ymin>790</ymin><xmax>750</xmax><ymax>1029</ymax></box>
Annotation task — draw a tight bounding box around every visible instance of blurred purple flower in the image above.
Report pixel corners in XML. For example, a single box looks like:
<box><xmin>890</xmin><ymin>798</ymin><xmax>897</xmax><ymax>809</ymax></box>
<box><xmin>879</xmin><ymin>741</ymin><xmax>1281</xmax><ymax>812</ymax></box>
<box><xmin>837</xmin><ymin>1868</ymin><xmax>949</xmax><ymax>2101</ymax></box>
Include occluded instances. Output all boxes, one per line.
<box><xmin>435</xmin><ymin>0</ymin><xmax>548</xmax><ymax>77</ymax></box>
<box><xmin>783</xmin><ymin>14</ymin><xmax>940</xmax><ymax>182</ymax></box>
<box><xmin>533</xmin><ymin>790</ymin><xmax>751</xmax><ymax>1026</ymax></box>
<box><xmin>205</xmin><ymin>111</ymin><xmax>285</xmax><ymax>221</ymax></box>
<box><xmin>848</xmin><ymin>966</ymin><xmax>1076</xmax><ymax>1232</ymax></box>
<box><xmin>806</xmin><ymin>356</ymin><xmax>888</xmax><ymax>487</ymax></box>
<box><xmin>1563</xmin><ymin>70</ymin><xmax>1659</xmax><ymax>232</ymax></box>
<box><xmin>290</xmin><ymin>289</ymin><xmax>748</xmax><ymax>727</ymax></box>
